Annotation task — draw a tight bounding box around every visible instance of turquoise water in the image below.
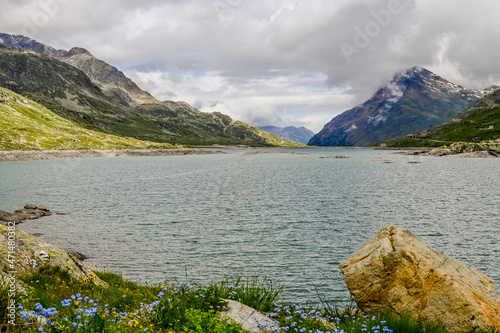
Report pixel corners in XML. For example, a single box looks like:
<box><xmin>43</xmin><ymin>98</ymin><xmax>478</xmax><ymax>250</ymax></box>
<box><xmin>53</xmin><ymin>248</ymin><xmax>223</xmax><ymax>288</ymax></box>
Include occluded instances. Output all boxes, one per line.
<box><xmin>1</xmin><ymin>149</ymin><xmax>499</xmax><ymax>304</ymax></box>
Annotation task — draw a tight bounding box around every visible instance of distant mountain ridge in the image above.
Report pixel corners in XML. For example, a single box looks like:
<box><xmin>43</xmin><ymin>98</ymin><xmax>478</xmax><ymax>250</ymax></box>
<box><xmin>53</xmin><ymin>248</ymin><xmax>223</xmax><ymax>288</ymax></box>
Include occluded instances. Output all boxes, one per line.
<box><xmin>258</xmin><ymin>126</ymin><xmax>315</xmax><ymax>144</ymax></box>
<box><xmin>309</xmin><ymin>67</ymin><xmax>490</xmax><ymax>147</ymax></box>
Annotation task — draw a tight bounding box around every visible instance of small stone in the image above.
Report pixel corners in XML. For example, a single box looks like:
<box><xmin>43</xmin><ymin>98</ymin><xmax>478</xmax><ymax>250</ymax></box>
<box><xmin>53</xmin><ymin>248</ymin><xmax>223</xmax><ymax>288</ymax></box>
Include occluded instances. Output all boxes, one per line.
<box><xmin>68</xmin><ymin>250</ymin><xmax>88</xmax><ymax>261</ymax></box>
<box><xmin>37</xmin><ymin>205</ymin><xmax>49</xmax><ymax>211</ymax></box>
<box><xmin>24</xmin><ymin>204</ymin><xmax>37</xmax><ymax>210</ymax></box>
<box><xmin>35</xmin><ymin>250</ymin><xmax>50</xmax><ymax>262</ymax></box>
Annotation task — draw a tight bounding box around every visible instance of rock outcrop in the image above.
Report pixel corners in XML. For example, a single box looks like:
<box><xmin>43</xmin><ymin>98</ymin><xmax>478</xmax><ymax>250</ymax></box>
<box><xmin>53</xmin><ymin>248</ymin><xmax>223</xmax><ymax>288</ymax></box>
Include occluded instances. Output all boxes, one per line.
<box><xmin>0</xmin><ymin>224</ymin><xmax>105</xmax><ymax>286</ymax></box>
<box><xmin>340</xmin><ymin>226</ymin><xmax>500</xmax><ymax>332</ymax></box>
<box><xmin>319</xmin><ymin>155</ymin><xmax>350</xmax><ymax>159</ymax></box>
<box><xmin>0</xmin><ymin>204</ymin><xmax>51</xmax><ymax>225</ymax></box>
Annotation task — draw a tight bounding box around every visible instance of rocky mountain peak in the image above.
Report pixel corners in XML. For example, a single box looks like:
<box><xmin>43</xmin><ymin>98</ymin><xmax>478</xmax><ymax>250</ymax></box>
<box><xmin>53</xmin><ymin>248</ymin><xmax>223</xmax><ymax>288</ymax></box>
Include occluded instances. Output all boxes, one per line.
<box><xmin>0</xmin><ymin>32</ymin><xmax>159</xmax><ymax>105</ymax></box>
<box><xmin>66</xmin><ymin>47</ymin><xmax>93</xmax><ymax>57</ymax></box>
<box><xmin>309</xmin><ymin>66</ymin><xmax>487</xmax><ymax>147</ymax></box>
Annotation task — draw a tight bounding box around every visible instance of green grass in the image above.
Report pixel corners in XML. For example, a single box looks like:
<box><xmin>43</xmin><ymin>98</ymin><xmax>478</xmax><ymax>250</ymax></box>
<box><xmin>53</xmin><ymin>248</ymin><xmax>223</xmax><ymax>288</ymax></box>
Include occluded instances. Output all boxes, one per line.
<box><xmin>425</xmin><ymin>106</ymin><xmax>500</xmax><ymax>142</ymax></box>
<box><xmin>209</xmin><ymin>276</ymin><xmax>283</xmax><ymax>312</ymax></box>
<box><xmin>0</xmin><ymin>88</ymin><xmax>175</xmax><ymax>151</ymax></box>
<box><xmin>0</xmin><ymin>265</ymin><xmax>462</xmax><ymax>333</ymax></box>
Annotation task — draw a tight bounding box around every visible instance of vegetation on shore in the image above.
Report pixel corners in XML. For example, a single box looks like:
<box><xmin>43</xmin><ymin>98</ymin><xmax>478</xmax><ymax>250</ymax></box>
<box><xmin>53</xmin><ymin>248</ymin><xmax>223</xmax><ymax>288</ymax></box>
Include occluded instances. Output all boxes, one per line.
<box><xmin>1</xmin><ymin>265</ymin><xmax>454</xmax><ymax>333</ymax></box>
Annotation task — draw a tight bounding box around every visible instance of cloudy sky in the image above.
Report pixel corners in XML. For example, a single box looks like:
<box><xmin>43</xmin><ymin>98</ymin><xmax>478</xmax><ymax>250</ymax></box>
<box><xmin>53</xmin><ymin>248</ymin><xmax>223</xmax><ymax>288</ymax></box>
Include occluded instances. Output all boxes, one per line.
<box><xmin>1</xmin><ymin>0</ymin><xmax>500</xmax><ymax>132</ymax></box>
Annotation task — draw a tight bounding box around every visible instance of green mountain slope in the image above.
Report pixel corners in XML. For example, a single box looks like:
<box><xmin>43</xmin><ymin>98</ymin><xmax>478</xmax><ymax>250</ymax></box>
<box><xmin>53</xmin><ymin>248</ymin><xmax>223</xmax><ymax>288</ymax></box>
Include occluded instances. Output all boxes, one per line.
<box><xmin>0</xmin><ymin>44</ymin><xmax>290</xmax><ymax>147</ymax></box>
<box><xmin>386</xmin><ymin>89</ymin><xmax>500</xmax><ymax>147</ymax></box>
<box><xmin>0</xmin><ymin>87</ymin><xmax>173</xmax><ymax>150</ymax></box>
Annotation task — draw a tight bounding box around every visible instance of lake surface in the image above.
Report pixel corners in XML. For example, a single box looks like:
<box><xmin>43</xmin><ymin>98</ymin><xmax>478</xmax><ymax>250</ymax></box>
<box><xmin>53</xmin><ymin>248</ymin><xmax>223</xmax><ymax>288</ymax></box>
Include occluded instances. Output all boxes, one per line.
<box><xmin>1</xmin><ymin>148</ymin><xmax>499</xmax><ymax>304</ymax></box>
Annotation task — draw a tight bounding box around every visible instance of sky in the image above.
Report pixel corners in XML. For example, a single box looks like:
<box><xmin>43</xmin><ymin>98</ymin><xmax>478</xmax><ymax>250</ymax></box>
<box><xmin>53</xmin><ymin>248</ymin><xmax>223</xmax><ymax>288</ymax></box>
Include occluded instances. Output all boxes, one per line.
<box><xmin>1</xmin><ymin>0</ymin><xmax>500</xmax><ymax>133</ymax></box>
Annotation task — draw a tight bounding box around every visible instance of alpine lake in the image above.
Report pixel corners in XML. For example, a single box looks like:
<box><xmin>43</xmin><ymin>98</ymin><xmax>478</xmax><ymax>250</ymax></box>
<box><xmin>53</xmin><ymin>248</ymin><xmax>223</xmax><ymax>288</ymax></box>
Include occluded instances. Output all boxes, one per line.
<box><xmin>1</xmin><ymin>148</ymin><xmax>499</xmax><ymax>305</ymax></box>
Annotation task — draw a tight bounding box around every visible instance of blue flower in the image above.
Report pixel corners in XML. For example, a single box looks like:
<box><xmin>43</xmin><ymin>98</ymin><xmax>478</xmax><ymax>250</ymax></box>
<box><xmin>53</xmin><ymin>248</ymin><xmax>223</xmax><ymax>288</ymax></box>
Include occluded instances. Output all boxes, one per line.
<box><xmin>20</xmin><ymin>311</ymin><xmax>29</xmax><ymax>320</ymax></box>
<box><xmin>61</xmin><ymin>299</ymin><xmax>72</xmax><ymax>307</ymax></box>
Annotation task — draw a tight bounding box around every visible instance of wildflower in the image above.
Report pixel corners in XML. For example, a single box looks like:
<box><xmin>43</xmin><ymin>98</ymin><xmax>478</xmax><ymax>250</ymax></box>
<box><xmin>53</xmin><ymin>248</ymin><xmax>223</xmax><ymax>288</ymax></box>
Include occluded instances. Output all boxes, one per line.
<box><xmin>20</xmin><ymin>311</ymin><xmax>29</xmax><ymax>320</ymax></box>
<box><xmin>18</xmin><ymin>304</ymin><xmax>24</xmax><ymax>310</ymax></box>
<box><xmin>61</xmin><ymin>299</ymin><xmax>72</xmax><ymax>307</ymax></box>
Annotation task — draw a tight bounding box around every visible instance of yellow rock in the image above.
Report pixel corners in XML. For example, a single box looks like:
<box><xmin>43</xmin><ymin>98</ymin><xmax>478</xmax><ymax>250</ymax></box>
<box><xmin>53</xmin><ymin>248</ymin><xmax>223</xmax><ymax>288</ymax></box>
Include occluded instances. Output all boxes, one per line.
<box><xmin>340</xmin><ymin>226</ymin><xmax>500</xmax><ymax>332</ymax></box>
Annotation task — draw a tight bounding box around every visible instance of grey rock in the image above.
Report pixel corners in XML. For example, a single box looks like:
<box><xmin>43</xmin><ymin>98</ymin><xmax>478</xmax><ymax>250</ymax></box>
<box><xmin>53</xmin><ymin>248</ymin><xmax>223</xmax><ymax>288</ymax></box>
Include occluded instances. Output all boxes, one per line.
<box><xmin>221</xmin><ymin>299</ymin><xmax>278</xmax><ymax>332</ymax></box>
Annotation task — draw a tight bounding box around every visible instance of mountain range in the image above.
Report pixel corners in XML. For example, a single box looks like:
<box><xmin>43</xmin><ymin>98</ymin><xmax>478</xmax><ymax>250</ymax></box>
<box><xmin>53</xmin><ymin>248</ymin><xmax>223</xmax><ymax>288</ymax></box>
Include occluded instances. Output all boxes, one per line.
<box><xmin>258</xmin><ymin>126</ymin><xmax>315</xmax><ymax>144</ymax></box>
<box><xmin>1</xmin><ymin>33</ymin><xmax>498</xmax><ymax>149</ymax></box>
<box><xmin>0</xmin><ymin>33</ymin><xmax>301</xmax><ymax>147</ymax></box>
<box><xmin>309</xmin><ymin>67</ymin><xmax>492</xmax><ymax>147</ymax></box>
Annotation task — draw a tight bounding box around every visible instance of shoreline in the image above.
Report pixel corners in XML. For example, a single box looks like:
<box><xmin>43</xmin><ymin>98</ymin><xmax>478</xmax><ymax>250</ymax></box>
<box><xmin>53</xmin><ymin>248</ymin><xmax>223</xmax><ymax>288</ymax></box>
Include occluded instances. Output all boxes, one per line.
<box><xmin>0</xmin><ymin>148</ymin><xmax>224</xmax><ymax>162</ymax></box>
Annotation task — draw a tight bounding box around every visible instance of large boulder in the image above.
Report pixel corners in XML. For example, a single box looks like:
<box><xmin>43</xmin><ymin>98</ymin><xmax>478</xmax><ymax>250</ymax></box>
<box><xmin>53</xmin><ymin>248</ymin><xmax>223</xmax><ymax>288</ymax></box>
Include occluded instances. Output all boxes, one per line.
<box><xmin>340</xmin><ymin>226</ymin><xmax>500</xmax><ymax>332</ymax></box>
<box><xmin>0</xmin><ymin>224</ymin><xmax>105</xmax><ymax>286</ymax></box>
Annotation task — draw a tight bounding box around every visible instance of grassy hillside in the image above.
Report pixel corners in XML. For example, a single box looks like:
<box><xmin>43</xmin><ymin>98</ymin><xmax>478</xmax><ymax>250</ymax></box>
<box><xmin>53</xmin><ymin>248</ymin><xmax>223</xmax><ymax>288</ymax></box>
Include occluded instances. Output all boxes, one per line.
<box><xmin>386</xmin><ymin>89</ymin><xmax>500</xmax><ymax>147</ymax></box>
<box><xmin>0</xmin><ymin>87</ymin><xmax>174</xmax><ymax>150</ymax></box>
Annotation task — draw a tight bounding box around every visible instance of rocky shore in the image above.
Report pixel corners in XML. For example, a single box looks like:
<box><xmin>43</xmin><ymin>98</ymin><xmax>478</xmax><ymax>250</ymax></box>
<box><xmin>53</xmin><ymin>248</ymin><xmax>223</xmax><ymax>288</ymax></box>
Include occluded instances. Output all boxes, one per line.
<box><xmin>0</xmin><ymin>148</ymin><xmax>224</xmax><ymax>162</ymax></box>
<box><xmin>403</xmin><ymin>148</ymin><xmax>500</xmax><ymax>157</ymax></box>
<box><xmin>400</xmin><ymin>140</ymin><xmax>500</xmax><ymax>157</ymax></box>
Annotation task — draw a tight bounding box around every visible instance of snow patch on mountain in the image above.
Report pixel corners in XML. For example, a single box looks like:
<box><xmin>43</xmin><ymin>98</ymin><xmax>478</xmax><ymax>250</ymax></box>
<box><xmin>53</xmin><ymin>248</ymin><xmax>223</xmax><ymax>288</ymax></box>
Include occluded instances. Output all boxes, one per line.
<box><xmin>346</xmin><ymin>124</ymin><xmax>358</xmax><ymax>132</ymax></box>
